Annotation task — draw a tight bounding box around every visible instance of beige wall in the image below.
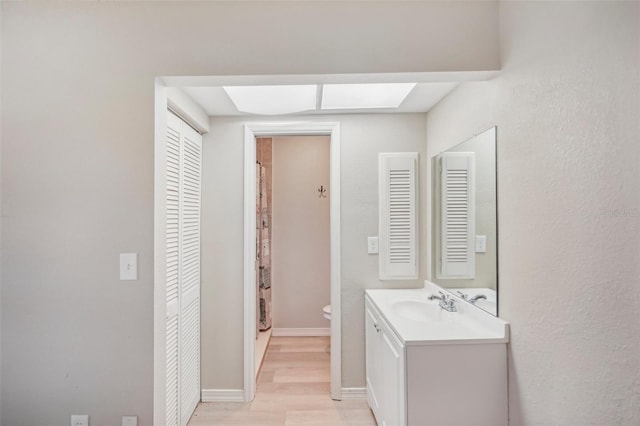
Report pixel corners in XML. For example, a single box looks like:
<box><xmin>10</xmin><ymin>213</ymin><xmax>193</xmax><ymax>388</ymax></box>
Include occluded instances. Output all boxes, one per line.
<box><xmin>426</xmin><ymin>2</ymin><xmax>640</xmax><ymax>424</ymax></box>
<box><xmin>271</xmin><ymin>136</ymin><xmax>331</xmax><ymax>330</ymax></box>
<box><xmin>0</xmin><ymin>2</ymin><xmax>499</xmax><ymax>424</ymax></box>
<box><xmin>1</xmin><ymin>1</ymin><xmax>637</xmax><ymax>424</ymax></box>
<box><xmin>201</xmin><ymin>113</ymin><xmax>428</xmax><ymax>390</ymax></box>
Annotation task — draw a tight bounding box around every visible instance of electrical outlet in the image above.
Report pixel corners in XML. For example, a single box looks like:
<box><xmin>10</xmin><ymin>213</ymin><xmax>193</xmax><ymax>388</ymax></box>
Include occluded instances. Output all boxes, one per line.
<box><xmin>122</xmin><ymin>415</ymin><xmax>138</xmax><ymax>426</ymax></box>
<box><xmin>71</xmin><ymin>415</ymin><xmax>89</xmax><ymax>426</ymax></box>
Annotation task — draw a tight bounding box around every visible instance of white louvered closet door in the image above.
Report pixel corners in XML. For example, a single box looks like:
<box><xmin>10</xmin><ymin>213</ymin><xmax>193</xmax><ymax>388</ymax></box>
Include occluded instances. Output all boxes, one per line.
<box><xmin>378</xmin><ymin>152</ymin><xmax>418</xmax><ymax>280</ymax></box>
<box><xmin>179</xmin><ymin>121</ymin><xmax>202</xmax><ymax>426</ymax></box>
<box><xmin>166</xmin><ymin>112</ymin><xmax>182</xmax><ymax>426</ymax></box>
<box><xmin>165</xmin><ymin>111</ymin><xmax>202</xmax><ymax>426</ymax></box>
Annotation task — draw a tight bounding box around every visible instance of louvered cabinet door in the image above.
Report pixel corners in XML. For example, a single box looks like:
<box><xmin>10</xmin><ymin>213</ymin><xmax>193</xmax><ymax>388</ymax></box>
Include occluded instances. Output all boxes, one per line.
<box><xmin>165</xmin><ymin>112</ymin><xmax>182</xmax><ymax>426</ymax></box>
<box><xmin>438</xmin><ymin>152</ymin><xmax>475</xmax><ymax>279</ymax></box>
<box><xmin>179</xmin><ymin>123</ymin><xmax>202</xmax><ymax>426</ymax></box>
<box><xmin>379</xmin><ymin>153</ymin><xmax>418</xmax><ymax>280</ymax></box>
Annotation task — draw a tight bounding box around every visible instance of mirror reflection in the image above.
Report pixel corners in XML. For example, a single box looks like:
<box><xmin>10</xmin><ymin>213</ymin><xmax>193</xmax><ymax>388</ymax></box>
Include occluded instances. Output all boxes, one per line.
<box><xmin>432</xmin><ymin>127</ymin><xmax>498</xmax><ymax>315</ymax></box>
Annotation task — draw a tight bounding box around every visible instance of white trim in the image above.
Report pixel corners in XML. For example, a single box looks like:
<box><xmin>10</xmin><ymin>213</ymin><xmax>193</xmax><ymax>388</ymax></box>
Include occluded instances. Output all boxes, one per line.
<box><xmin>340</xmin><ymin>388</ymin><xmax>367</xmax><ymax>399</ymax></box>
<box><xmin>166</xmin><ymin>87</ymin><xmax>210</xmax><ymax>134</ymax></box>
<box><xmin>162</xmin><ymin>71</ymin><xmax>500</xmax><ymax>89</ymax></box>
<box><xmin>272</xmin><ymin>328</ymin><xmax>331</xmax><ymax>337</ymax></box>
<box><xmin>243</xmin><ymin>122</ymin><xmax>342</xmax><ymax>403</ymax></box>
<box><xmin>243</xmin><ymin>126</ymin><xmax>257</xmax><ymax>403</ymax></box>
<box><xmin>153</xmin><ymin>79</ymin><xmax>169</xmax><ymax>426</ymax></box>
<box><xmin>329</xmin><ymin>123</ymin><xmax>342</xmax><ymax>401</ymax></box>
<box><xmin>255</xmin><ymin>328</ymin><xmax>272</xmax><ymax>379</ymax></box>
<box><xmin>201</xmin><ymin>389</ymin><xmax>245</xmax><ymax>403</ymax></box>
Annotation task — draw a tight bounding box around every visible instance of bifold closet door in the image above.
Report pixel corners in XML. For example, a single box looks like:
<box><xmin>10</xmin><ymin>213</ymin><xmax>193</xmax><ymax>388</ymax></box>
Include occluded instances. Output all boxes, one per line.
<box><xmin>166</xmin><ymin>113</ymin><xmax>182</xmax><ymax>426</ymax></box>
<box><xmin>165</xmin><ymin>111</ymin><xmax>202</xmax><ymax>426</ymax></box>
<box><xmin>179</xmin><ymin>120</ymin><xmax>202</xmax><ymax>425</ymax></box>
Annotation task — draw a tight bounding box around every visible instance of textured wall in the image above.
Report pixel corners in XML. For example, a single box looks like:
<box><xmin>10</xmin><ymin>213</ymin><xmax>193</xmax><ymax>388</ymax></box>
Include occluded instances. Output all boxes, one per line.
<box><xmin>201</xmin><ymin>114</ymin><xmax>428</xmax><ymax>389</ymax></box>
<box><xmin>426</xmin><ymin>2</ymin><xmax>640</xmax><ymax>424</ymax></box>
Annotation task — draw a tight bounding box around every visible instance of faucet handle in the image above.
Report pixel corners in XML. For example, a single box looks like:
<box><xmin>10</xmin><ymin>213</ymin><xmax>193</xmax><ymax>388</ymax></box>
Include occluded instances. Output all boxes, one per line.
<box><xmin>428</xmin><ymin>292</ymin><xmax>443</xmax><ymax>301</ymax></box>
<box><xmin>444</xmin><ymin>297</ymin><xmax>457</xmax><ymax>312</ymax></box>
<box><xmin>456</xmin><ymin>290</ymin><xmax>467</xmax><ymax>300</ymax></box>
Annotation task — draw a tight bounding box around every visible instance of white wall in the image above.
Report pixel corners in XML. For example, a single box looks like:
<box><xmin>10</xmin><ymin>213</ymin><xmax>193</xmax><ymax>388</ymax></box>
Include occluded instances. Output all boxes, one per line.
<box><xmin>426</xmin><ymin>2</ymin><xmax>640</xmax><ymax>424</ymax></box>
<box><xmin>0</xmin><ymin>2</ymin><xmax>498</xmax><ymax>424</ymax></box>
<box><xmin>272</xmin><ymin>136</ymin><xmax>331</xmax><ymax>330</ymax></box>
<box><xmin>201</xmin><ymin>113</ymin><xmax>428</xmax><ymax>390</ymax></box>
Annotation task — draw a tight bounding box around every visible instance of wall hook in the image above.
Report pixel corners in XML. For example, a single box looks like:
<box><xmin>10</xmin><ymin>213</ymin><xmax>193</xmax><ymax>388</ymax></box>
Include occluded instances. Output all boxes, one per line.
<box><xmin>318</xmin><ymin>185</ymin><xmax>327</xmax><ymax>198</ymax></box>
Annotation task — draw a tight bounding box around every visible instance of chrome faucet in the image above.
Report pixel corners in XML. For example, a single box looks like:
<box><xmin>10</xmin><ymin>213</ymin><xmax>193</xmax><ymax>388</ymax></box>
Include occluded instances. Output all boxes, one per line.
<box><xmin>428</xmin><ymin>291</ymin><xmax>457</xmax><ymax>312</ymax></box>
<box><xmin>468</xmin><ymin>294</ymin><xmax>487</xmax><ymax>304</ymax></box>
<box><xmin>457</xmin><ymin>290</ymin><xmax>487</xmax><ymax>305</ymax></box>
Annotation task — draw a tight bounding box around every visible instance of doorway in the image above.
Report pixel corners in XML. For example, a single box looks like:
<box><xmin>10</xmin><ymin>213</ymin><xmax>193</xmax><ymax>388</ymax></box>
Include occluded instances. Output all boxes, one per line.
<box><xmin>254</xmin><ymin>135</ymin><xmax>332</xmax><ymax>377</ymax></box>
<box><xmin>243</xmin><ymin>122</ymin><xmax>342</xmax><ymax>401</ymax></box>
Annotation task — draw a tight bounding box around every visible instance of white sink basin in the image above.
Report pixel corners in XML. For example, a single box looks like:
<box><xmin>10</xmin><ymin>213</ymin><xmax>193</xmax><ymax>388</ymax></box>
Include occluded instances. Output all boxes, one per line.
<box><xmin>391</xmin><ymin>299</ymin><xmax>439</xmax><ymax>322</ymax></box>
<box><xmin>365</xmin><ymin>281</ymin><xmax>509</xmax><ymax>346</ymax></box>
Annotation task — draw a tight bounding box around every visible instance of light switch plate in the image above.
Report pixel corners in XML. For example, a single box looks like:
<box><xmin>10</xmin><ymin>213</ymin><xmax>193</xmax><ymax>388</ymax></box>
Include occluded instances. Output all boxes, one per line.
<box><xmin>120</xmin><ymin>253</ymin><xmax>138</xmax><ymax>280</ymax></box>
<box><xmin>367</xmin><ymin>236</ymin><xmax>379</xmax><ymax>254</ymax></box>
<box><xmin>475</xmin><ymin>235</ymin><xmax>487</xmax><ymax>253</ymax></box>
<box><xmin>71</xmin><ymin>415</ymin><xmax>89</xmax><ymax>426</ymax></box>
<box><xmin>122</xmin><ymin>416</ymin><xmax>138</xmax><ymax>426</ymax></box>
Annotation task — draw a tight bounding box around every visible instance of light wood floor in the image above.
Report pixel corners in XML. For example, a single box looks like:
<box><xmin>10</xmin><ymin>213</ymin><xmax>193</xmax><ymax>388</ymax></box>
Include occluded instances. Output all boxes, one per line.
<box><xmin>189</xmin><ymin>336</ymin><xmax>377</xmax><ymax>426</ymax></box>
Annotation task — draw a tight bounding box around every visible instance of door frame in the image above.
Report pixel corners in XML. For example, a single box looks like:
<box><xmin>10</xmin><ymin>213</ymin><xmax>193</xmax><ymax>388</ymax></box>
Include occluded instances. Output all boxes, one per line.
<box><xmin>243</xmin><ymin>122</ymin><xmax>342</xmax><ymax>401</ymax></box>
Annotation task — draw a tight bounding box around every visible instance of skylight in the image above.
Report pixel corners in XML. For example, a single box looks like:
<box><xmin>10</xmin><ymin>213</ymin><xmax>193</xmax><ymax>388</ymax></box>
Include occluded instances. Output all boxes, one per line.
<box><xmin>223</xmin><ymin>85</ymin><xmax>317</xmax><ymax>115</ymax></box>
<box><xmin>320</xmin><ymin>83</ymin><xmax>417</xmax><ymax>110</ymax></box>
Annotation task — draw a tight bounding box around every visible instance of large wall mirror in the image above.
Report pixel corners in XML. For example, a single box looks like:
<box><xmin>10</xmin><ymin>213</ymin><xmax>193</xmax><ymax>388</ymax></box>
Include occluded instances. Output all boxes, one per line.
<box><xmin>432</xmin><ymin>127</ymin><xmax>498</xmax><ymax>316</ymax></box>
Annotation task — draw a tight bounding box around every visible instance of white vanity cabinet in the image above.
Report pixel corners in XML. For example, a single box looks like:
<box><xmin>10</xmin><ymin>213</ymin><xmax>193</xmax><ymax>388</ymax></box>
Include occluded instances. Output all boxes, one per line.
<box><xmin>365</xmin><ymin>299</ymin><xmax>405</xmax><ymax>426</ymax></box>
<box><xmin>365</xmin><ymin>287</ymin><xmax>509</xmax><ymax>426</ymax></box>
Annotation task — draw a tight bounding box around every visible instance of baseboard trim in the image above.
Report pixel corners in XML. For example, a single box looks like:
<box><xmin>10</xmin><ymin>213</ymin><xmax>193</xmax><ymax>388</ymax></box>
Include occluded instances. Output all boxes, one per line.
<box><xmin>341</xmin><ymin>387</ymin><xmax>367</xmax><ymax>399</ymax></box>
<box><xmin>201</xmin><ymin>389</ymin><xmax>244</xmax><ymax>402</ymax></box>
<box><xmin>272</xmin><ymin>328</ymin><xmax>330</xmax><ymax>337</ymax></box>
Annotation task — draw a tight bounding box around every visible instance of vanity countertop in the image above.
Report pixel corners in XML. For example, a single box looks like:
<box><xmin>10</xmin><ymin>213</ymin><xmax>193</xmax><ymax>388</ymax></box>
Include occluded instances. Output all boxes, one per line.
<box><xmin>365</xmin><ymin>282</ymin><xmax>509</xmax><ymax>346</ymax></box>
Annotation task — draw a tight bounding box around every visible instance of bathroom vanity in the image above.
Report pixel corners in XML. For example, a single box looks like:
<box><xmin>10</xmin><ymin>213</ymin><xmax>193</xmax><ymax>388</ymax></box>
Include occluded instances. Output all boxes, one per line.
<box><xmin>365</xmin><ymin>282</ymin><xmax>509</xmax><ymax>426</ymax></box>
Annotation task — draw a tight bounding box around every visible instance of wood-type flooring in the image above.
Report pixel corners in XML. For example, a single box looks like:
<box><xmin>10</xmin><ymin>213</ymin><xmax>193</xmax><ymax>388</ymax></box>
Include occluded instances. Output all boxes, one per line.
<box><xmin>189</xmin><ymin>336</ymin><xmax>377</xmax><ymax>426</ymax></box>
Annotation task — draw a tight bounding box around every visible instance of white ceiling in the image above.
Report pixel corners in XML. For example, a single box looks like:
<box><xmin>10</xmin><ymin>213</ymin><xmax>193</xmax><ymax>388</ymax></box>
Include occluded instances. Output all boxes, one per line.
<box><xmin>182</xmin><ymin>82</ymin><xmax>460</xmax><ymax>117</ymax></box>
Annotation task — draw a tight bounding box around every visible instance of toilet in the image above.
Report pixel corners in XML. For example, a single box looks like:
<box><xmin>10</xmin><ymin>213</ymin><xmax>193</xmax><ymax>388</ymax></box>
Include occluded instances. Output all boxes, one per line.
<box><xmin>322</xmin><ymin>305</ymin><xmax>331</xmax><ymax>320</ymax></box>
